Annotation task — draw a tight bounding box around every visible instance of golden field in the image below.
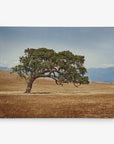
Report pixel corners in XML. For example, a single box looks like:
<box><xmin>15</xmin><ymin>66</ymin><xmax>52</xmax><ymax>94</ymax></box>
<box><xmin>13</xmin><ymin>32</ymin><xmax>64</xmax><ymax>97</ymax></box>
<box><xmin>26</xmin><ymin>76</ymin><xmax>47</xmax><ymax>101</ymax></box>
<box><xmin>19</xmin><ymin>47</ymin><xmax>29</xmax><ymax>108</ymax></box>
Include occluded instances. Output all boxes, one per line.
<box><xmin>0</xmin><ymin>70</ymin><xmax>114</xmax><ymax>118</ymax></box>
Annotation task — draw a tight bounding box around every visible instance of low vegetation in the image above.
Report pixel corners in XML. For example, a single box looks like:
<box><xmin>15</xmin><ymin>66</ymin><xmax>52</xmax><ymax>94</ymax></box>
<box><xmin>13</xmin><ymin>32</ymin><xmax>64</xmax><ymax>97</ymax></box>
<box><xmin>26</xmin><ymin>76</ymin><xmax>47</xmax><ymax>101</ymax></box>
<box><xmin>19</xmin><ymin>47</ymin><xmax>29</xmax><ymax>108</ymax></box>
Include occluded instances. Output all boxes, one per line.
<box><xmin>0</xmin><ymin>71</ymin><xmax>114</xmax><ymax>118</ymax></box>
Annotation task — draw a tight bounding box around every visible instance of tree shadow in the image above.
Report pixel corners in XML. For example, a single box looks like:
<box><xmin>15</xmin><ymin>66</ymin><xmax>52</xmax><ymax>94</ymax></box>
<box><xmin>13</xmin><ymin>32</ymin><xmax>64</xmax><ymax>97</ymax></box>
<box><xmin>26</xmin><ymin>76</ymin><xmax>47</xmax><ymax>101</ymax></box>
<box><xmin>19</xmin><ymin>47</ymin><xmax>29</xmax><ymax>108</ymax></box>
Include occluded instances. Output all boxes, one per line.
<box><xmin>31</xmin><ymin>92</ymin><xmax>51</xmax><ymax>94</ymax></box>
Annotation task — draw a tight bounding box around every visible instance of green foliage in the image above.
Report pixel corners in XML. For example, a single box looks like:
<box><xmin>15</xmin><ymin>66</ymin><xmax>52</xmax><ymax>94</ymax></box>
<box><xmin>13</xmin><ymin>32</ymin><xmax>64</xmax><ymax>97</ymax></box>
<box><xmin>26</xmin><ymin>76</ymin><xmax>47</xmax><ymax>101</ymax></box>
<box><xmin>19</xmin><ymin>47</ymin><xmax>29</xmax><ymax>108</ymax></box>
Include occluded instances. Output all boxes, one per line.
<box><xmin>12</xmin><ymin>48</ymin><xmax>89</xmax><ymax>87</ymax></box>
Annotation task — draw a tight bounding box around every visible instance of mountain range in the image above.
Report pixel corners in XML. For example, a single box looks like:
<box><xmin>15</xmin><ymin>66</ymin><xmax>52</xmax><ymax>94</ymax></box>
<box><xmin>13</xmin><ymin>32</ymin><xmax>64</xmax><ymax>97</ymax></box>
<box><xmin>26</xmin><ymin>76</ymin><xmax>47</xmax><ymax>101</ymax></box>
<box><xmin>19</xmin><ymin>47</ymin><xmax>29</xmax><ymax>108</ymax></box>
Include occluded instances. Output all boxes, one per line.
<box><xmin>0</xmin><ymin>66</ymin><xmax>114</xmax><ymax>83</ymax></box>
<box><xmin>87</xmin><ymin>67</ymin><xmax>114</xmax><ymax>83</ymax></box>
<box><xmin>0</xmin><ymin>66</ymin><xmax>12</xmax><ymax>72</ymax></box>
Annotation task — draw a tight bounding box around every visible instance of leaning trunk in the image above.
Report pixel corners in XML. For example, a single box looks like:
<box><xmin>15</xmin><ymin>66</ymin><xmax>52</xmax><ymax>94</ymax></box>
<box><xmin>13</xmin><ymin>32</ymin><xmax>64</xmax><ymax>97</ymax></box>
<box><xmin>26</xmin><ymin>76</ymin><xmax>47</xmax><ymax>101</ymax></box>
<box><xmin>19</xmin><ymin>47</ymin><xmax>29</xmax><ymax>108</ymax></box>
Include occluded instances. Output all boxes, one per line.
<box><xmin>25</xmin><ymin>78</ymin><xmax>34</xmax><ymax>93</ymax></box>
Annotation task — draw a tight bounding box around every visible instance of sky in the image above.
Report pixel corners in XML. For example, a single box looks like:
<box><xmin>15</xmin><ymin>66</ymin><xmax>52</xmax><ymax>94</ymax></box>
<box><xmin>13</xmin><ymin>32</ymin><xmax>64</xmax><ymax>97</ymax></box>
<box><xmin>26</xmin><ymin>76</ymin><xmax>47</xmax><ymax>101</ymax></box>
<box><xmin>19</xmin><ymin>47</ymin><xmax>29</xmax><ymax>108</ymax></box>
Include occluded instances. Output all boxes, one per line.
<box><xmin>0</xmin><ymin>27</ymin><xmax>114</xmax><ymax>68</ymax></box>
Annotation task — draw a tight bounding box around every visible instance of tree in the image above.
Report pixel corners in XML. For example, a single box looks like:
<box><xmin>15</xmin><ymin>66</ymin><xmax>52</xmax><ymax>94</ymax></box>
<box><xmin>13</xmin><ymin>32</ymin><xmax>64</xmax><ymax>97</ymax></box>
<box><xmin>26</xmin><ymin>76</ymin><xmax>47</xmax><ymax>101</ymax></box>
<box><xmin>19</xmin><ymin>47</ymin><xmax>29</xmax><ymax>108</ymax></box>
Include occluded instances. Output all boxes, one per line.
<box><xmin>11</xmin><ymin>48</ymin><xmax>89</xmax><ymax>93</ymax></box>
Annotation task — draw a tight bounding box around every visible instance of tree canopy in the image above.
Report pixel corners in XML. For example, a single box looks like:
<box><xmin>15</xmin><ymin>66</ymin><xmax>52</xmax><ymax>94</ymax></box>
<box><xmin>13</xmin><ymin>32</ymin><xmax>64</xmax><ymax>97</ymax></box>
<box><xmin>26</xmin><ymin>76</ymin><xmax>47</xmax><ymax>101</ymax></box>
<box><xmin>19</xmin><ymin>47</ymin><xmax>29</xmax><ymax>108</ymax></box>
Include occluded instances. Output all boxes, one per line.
<box><xmin>12</xmin><ymin>48</ymin><xmax>89</xmax><ymax>93</ymax></box>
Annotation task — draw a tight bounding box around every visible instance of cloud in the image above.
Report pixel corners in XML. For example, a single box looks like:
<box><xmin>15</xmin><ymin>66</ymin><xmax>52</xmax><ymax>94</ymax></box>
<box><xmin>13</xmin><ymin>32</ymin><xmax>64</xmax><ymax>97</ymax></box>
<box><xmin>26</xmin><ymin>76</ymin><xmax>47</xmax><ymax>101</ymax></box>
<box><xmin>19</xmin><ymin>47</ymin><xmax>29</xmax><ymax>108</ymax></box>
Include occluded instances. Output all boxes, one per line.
<box><xmin>9</xmin><ymin>60</ymin><xmax>19</xmax><ymax>67</ymax></box>
<box><xmin>0</xmin><ymin>58</ymin><xmax>19</xmax><ymax>68</ymax></box>
<box><xmin>0</xmin><ymin>60</ymin><xmax>7</xmax><ymax>64</ymax></box>
<box><xmin>98</xmin><ymin>42</ymin><xmax>114</xmax><ymax>49</ymax></box>
<box><xmin>102</xmin><ymin>64</ymin><xmax>114</xmax><ymax>68</ymax></box>
<box><xmin>0</xmin><ymin>60</ymin><xmax>8</xmax><ymax>66</ymax></box>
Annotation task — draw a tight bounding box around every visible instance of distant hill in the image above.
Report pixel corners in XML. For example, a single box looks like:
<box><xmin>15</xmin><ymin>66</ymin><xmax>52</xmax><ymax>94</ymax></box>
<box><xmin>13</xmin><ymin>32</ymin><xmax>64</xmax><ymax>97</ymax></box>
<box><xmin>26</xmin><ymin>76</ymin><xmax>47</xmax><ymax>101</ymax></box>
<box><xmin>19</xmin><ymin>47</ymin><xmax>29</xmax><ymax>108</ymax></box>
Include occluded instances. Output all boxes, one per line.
<box><xmin>87</xmin><ymin>67</ymin><xmax>114</xmax><ymax>83</ymax></box>
<box><xmin>0</xmin><ymin>67</ymin><xmax>12</xmax><ymax>71</ymax></box>
<box><xmin>112</xmin><ymin>81</ymin><xmax>114</xmax><ymax>84</ymax></box>
<box><xmin>0</xmin><ymin>66</ymin><xmax>114</xmax><ymax>83</ymax></box>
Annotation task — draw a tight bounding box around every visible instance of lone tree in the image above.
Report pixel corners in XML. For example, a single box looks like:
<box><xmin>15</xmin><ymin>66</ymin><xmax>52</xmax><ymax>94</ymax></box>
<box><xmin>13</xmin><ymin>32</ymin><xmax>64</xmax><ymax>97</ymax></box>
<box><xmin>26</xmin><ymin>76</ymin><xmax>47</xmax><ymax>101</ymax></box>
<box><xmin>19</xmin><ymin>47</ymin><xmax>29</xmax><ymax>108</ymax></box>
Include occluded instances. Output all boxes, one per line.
<box><xmin>12</xmin><ymin>48</ymin><xmax>89</xmax><ymax>93</ymax></box>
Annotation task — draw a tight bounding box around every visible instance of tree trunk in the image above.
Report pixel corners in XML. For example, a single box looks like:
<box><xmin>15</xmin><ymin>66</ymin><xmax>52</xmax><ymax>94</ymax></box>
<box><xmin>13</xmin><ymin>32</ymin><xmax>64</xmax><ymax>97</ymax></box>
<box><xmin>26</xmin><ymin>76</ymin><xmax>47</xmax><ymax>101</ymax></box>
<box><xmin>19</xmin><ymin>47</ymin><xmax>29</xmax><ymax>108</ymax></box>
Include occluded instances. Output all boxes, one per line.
<box><xmin>25</xmin><ymin>78</ymin><xmax>34</xmax><ymax>93</ymax></box>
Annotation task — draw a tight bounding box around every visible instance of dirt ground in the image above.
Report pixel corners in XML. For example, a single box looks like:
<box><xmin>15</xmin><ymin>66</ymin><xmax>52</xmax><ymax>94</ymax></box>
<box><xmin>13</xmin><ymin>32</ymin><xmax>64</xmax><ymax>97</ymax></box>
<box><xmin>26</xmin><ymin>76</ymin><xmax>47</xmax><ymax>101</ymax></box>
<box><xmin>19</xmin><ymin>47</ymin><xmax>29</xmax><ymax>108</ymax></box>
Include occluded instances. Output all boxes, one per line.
<box><xmin>0</xmin><ymin>70</ymin><xmax>114</xmax><ymax>118</ymax></box>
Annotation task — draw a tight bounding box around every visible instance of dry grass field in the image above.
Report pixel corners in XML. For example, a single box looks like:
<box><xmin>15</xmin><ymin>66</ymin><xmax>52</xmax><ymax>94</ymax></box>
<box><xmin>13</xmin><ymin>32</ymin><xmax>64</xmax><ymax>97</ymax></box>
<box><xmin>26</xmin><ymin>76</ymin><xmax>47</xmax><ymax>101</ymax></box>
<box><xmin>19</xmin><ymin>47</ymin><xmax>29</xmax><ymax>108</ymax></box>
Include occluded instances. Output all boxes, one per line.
<box><xmin>0</xmin><ymin>70</ymin><xmax>114</xmax><ymax>118</ymax></box>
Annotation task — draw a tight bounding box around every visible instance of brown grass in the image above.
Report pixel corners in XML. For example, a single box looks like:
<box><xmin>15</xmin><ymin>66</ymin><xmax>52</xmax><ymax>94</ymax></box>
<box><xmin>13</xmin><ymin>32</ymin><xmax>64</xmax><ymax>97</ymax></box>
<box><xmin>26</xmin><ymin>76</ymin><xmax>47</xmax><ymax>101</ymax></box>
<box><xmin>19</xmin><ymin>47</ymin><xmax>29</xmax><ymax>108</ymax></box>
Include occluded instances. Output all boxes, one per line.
<box><xmin>0</xmin><ymin>70</ymin><xmax>114</xmax><ymax>118</ymax></box>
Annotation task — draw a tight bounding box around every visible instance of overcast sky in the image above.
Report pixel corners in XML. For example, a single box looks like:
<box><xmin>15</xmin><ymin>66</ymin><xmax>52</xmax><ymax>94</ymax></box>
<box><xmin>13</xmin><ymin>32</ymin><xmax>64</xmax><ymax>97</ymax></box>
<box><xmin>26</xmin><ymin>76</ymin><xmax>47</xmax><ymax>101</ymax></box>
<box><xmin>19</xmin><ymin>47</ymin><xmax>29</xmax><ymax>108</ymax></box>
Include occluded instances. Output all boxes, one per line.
<box><xmin>0</xmin><ymin>27</ymin><xmax>114</xmax><ymax>68</ymax></box>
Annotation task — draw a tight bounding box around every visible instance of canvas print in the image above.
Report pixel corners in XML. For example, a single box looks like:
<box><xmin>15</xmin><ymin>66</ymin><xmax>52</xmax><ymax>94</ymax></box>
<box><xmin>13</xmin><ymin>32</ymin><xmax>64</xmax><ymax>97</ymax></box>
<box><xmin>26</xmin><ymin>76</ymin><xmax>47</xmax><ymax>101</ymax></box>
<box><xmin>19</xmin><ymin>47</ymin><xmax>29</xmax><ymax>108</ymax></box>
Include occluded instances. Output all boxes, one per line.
<box><xmin>0</xmin><ymin>27</ymin><xmax>114</xmax><ymax>118</ymax></box>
